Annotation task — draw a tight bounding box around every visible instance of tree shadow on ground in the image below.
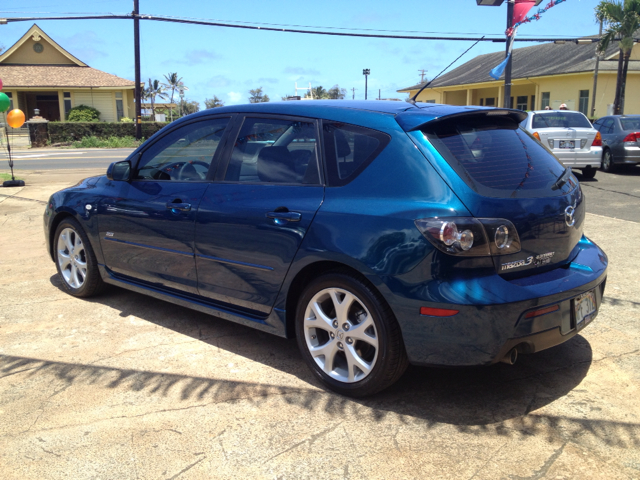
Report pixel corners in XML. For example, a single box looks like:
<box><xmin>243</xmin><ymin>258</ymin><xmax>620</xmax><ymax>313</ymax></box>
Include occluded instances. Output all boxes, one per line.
<box><xmin>35</xmin><ymin>275</ymin><xmax>639</xmax><ymax>448</ymax></box>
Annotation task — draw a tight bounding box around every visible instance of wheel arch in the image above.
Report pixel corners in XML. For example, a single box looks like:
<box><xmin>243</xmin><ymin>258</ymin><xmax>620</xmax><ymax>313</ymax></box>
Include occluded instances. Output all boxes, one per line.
<box><xmin>283</xmin><ymin>260</ymin><xmax>392</xmax><ymax>340</ymax></box>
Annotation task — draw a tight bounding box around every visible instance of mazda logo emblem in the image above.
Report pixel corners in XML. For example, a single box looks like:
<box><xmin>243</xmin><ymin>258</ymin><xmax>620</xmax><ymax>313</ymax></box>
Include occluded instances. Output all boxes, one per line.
<box><xmin>565</xmin><ymin>205</ymin><xmax>575</xmax><ymax>227</ymax></box>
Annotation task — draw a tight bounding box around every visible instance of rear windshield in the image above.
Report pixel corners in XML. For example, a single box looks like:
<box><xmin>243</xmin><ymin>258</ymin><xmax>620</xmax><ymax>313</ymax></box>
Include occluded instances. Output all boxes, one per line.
<box><xmin>532</xmin><ymin>112</ymin><xmax>592</xmax><ymax>129</ymax></box>
<box><xmin>621</xmin><ymin>117</ymin><xmax>640</xmax><ymax>130</ymax></box>
<box><xmin>422</xmin><ymin>115</ymin><xmax>567</xmax><ymax>198</ymax></box>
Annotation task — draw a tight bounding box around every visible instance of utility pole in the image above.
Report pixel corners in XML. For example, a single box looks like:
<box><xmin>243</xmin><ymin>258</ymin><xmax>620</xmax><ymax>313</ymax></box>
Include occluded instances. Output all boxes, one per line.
<box><xmin>418</xmin><ymin>69</ymin><xmax>427</xmax><ymax>82</ymax></box>
<box><xmin>503</xmin><ymin>0</ymin><xmax>514</xmax><ymax>108</ymax></box>
<box><xmin>351</xmin><ymin>87</ymin><xmax>356</xmax><ymax>100</ymax></box>
<box><xmin>378</xmin><ymin>89</ymin><xmax>381</xmax><ymax>100</ymax></box>
<box><xmin>133</xmin><ymin>0</ymin><xmax>142</xmax><ymax>140</ymax></box>
<box><xmin>590</xmin><ymin>19</ymin><xmax>603</xmax><ymax>118</ymax></box>
<box><xmin>363</xmin><ymin>69</ymin><xmax>370</xmax><ymax>100</ymax></box>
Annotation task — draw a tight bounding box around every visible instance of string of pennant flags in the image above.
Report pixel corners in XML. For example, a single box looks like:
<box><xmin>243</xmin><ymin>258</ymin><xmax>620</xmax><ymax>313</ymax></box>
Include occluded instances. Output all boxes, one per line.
<box><xmin>507</xmin><ymin>0</ymin><xmax>567</xmax><ymax>37</ymax></box>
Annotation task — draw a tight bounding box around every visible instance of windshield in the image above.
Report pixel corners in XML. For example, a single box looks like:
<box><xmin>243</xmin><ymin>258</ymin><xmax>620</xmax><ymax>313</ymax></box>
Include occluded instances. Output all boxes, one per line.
<box><xmin>532</xmin><ymin>112</ymin><xmax>592</xmax><ymax>129</ymax></box>
<box><xmin>621</xmin><ymin>117</ymin><xmax>640</xmax><ymax>131</ymax></box>
<box><xmin>421</xmin><ymin>115</ymin><xmax>569</xmax><ymax>198</ymax></box>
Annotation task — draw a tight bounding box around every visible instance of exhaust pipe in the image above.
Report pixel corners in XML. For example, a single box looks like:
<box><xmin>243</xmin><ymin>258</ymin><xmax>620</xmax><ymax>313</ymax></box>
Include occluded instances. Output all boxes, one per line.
<box><xmin>500</xmin><ymin>347</ymin><xmax>518</xmax><ymax>365</ymax></box>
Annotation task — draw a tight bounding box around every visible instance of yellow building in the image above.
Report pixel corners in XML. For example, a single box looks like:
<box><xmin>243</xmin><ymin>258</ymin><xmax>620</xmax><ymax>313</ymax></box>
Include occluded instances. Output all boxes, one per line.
<box><xmin>398</xmin><ymin>38</ymin><xmax>640</xmax><ymax>118</ymax></box>
<box><xmin>0</xmin><ymin>24</ymin><xmax>135</xmax><ymax>122</ymax></box>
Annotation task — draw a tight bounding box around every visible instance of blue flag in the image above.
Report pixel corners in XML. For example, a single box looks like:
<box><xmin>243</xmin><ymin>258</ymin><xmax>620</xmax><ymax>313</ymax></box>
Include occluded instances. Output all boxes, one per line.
<box><xmin>490</xmin><ymin>53</ymin><xmax>511</xmax><ymax>80</ymax></box>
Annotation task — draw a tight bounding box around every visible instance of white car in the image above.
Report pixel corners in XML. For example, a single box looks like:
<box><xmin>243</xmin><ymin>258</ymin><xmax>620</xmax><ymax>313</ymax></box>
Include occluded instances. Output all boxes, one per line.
<box><xmin>520</xmin><ymin>110</ymin><xmax>602</xmax><ymax>179</ymax></box>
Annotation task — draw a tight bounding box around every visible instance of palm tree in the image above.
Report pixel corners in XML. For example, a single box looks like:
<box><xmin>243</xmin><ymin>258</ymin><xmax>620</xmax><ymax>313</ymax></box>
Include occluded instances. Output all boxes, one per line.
<box><xmin>596</xmin><ymin>0</ymin><xmax>640</xmax><ymax>114</ymax></box>
<box><xmin>162</xmin><ymin>72</ymin><xmax>188</xmax><ymax>121</ymax></box>
<box><xmin>145</xmin><ymin>79</ymin><xmax>168</xmax><ymax>120</ymax></box>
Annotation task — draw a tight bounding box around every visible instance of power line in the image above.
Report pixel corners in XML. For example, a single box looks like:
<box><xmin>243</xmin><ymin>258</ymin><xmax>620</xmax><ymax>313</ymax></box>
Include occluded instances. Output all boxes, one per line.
<box><xmin>0</xmin><ymin>13</ymin><xmax>613</xmax><ymax>43</ymax></box>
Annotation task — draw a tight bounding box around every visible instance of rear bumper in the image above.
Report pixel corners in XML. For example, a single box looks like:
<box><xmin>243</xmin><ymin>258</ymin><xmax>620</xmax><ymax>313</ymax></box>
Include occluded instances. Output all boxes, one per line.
<box><xmin>386</xmin><ymin>237</ymin><xmax>608</xmax><ymax>366</ymax></box>
<box><xmin>553</xmin><ymin>147</ymin><xmax>602</xmax><ymax>169</ymax></box>
<box><xmin>620</xmin><ymin>146</ymin><xmax>640</xmax><ymax>163</ymax></box>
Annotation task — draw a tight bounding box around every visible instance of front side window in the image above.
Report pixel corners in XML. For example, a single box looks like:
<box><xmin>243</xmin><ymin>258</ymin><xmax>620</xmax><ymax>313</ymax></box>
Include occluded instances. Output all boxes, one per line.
<box><xmin>531</xmin><ymin>112</ymin><xmax>592</xmax><ymax>129</ymax></box>
<box><xmin>421</xmin><ymin>115</ymin><xmax>565</xmax><ymax>198</ymax></box>
<box><xmin>135</xmin><ymin>117</ymin><xmax>229</xmax><ymax>181</ymax></box>
<box><xmin>224</xmin><ymin>117</ymin><xmax>320</xmax><ymax>184</ymax></box>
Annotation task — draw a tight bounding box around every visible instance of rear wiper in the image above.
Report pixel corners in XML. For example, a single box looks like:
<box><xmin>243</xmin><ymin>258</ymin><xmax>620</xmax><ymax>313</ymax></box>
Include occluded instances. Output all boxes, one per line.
<box><xmin>552</xmin><ymin>167</ymin><xmax>571</xmax><ymax>190</ymax></box>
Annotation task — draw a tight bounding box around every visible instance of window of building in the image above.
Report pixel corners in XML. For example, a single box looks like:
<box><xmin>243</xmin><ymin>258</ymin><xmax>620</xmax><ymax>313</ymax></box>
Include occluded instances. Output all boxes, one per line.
<box><xmin>531</xmin><ymin>95</ymin><xmax>535</xmax><ymax>110</ymax></box>
<box><xmin>578</xmin><ymin>90</ymin><xmax>589</xmax><ymax>116</ymax></box>
<box><xmin>425</xmin><ymin>100</ymin><xmax>436</xmax><ymax>104</ymax></box>
<box><xmin>115</xmin><ymin>92</ymin><xmax>124</xmax><ymax>121</ymax></box>
<box><xmin>516</xmin><ymin>96</ymin><xmax>528</xmax><ymax>111</ymax></box>
<box><xmin>6</xmin><ymin>92</ymin><xmax>13</xmax><ymax>111</ymax></box>
<box><xmin>541</xmin><ymin>92</ymin><xmax>550</xmax><ymax>110</ymax></box>
<box><xmin>63</xmin><ymin>92</ymin><xmax>72</xmax><ymax>119</ymax></box>
<box><xmin>484</xmin><ymin>98</ymin><xmax>495</xmax><ymax>107</ymax></box>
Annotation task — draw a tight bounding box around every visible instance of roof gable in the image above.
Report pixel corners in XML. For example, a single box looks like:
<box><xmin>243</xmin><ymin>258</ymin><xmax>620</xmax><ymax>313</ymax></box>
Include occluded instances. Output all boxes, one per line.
<box><xmin>0</xmin><ymin>24</ymin><xmax>87</xmax><ymax>66</ymax></box>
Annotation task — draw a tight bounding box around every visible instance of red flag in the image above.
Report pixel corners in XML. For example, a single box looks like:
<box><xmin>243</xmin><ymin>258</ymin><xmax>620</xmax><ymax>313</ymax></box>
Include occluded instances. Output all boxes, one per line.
<box><xmin>513</xmin><ymin>0</ymin><xmax>536</xmax><ymax>25</ymax></box>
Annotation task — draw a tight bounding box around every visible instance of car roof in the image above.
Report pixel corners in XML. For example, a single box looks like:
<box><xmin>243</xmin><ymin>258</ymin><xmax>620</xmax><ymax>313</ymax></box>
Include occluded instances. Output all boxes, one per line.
<box><xmin>182</xmin><ymin>101</ymin><xmax>527</xmax><ymax>132</ymax></box>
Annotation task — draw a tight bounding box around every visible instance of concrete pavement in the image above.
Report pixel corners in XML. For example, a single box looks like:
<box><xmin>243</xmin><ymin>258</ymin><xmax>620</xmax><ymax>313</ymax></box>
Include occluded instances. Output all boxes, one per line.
<box><xmin>1</xmin><ymin>169</ymin><xmax>639</xmax><ymax>479</ymax></box>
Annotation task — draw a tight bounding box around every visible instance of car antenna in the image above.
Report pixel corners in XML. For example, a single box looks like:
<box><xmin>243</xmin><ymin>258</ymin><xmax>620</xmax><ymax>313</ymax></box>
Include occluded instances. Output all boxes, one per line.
<box><xmin>409</xmin><ymin>36</ymin><xmax>485</xmax><ymax>107</ymax></box>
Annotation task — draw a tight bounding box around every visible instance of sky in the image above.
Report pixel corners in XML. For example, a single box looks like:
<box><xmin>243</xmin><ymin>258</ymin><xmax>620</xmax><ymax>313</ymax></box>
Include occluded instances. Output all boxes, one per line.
<box><xmin>0</xmin><ymin>0</ymin><xmax>603</xmax><ymax>108</ymax></box>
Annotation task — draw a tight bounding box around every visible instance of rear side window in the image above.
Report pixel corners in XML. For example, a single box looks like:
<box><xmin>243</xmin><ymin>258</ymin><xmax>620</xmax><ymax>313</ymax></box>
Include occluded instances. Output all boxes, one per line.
<box><xmin>422</xmin><ymin>115</ymin><xmax>566</xmax><ymax>198</ymax></box>
<box><xmin>531</xmin><ymin>112</ymin><xmax>592</xmax><ymax>129</ymax></box>
<box><xmin>322</xmin><ymin>122</ymin><xmax>390</xmax><ymax>186</ymax></box>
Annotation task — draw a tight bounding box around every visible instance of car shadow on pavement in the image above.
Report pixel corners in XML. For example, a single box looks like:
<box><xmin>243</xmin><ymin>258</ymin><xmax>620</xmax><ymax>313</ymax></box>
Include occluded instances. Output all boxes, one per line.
<box><xmin>35</xmin><ymin>275</ymin><xmax>638</xmax><ymax>447</ymax></box>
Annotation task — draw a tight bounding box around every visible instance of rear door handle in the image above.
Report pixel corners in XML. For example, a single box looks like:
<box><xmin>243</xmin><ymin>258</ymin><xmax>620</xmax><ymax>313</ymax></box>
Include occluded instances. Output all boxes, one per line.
<box><xmin>266</xmin><ymin>211</ymin><xmax>301</xmax><ymax>222</ymax></box>
<box><xmin>166</xmin><ymin>202</ymin><xmax>191</xmax><ymax>212</ymax></box>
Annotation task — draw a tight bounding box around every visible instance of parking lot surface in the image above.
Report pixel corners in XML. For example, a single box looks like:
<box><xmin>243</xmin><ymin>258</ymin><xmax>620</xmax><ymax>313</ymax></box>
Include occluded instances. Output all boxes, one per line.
<box><xmin>1</xmin><ymin>169</ymin><xmax>639</xmax><ymax>479</ymax></box>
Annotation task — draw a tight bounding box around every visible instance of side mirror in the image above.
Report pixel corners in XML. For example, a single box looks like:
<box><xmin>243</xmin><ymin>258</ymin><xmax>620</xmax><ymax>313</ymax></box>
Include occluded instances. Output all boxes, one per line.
<box><xmin>106</xmin><ymin>161</ymin><xmax>131</xmax><ymax>181</ymax></box>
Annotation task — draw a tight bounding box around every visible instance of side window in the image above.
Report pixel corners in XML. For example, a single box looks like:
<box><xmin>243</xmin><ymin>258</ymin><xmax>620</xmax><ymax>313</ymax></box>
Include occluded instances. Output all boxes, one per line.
<box><xmin>601</xmin><ymin>118</ymin><xmax>614</xmax><ymax>134</ymax></box>
<box><xmin>322</xmin><ymin>122</ymin><xmax>390</xmax><ymax>186</ymax></box>
<box><xmin>224</xmin><ymin>117</ymin><xmax>320</xmax><ymax>185</ymax></box>
<box><xmin>592</xmin><ymin>119</ymin><xmax>602</xmax><ymax>131</ymax></box>
<box><xmin>135</xmin><ymin>117</ymin><xmax>229</xmax><ymax>181</ymax></box>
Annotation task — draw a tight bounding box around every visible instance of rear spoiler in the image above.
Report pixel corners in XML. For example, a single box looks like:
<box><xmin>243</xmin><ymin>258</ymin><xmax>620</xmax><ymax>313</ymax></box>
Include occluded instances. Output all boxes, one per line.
<box><xmin>398</xmin><ymin>108</ymin><xmax>528</xmax><ymax>132</ymax></box>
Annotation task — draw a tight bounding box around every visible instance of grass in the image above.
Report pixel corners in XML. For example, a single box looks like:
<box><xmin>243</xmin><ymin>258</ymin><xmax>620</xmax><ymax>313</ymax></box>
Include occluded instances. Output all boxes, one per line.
<box><xmin>0</xmin><ymin>172</ymin><xmax>22</xmax><ymax>182</ymax></box>
<box><xmin>69</xmin><ymin>136</ymin><xmax>143</xmax><ymax>149</ymax></box>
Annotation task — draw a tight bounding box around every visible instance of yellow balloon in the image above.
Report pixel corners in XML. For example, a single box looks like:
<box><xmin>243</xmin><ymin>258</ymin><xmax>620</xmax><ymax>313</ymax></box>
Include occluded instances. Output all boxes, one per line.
<box><xmin>6</xmin><ymin>109</ymin><xmax>25</xmax><ymax>128</ymax></box>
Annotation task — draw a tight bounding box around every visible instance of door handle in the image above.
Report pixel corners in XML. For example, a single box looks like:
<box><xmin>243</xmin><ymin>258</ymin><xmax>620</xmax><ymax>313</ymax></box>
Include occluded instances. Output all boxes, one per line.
<box><xmin>266</xmin><ymin>211</ymin><xmax>301</xmax><ymax>222</ymax></box>
<box><xmin>166</xmin><ymin>202</ymin><xmax>191</xmax><ymax>212</ymax></box>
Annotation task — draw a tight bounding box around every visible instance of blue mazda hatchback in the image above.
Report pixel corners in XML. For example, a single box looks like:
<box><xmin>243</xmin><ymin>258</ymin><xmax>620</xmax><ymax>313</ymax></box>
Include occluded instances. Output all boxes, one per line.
<box><xmin>44</xmin><ymin>101</ymin><xmax>607</xmax><ymax>396</ymax></box>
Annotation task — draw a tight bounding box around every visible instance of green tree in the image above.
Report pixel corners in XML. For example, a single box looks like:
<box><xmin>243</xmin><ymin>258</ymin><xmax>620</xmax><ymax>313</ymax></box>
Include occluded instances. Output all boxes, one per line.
<box><xmin>67</xmin><ymin>104</ymin><xmax>101</xmax><ymax>122</ymax></box>
<box><xmin>204</xmin><ymin>96</ymin><xmax>224</xmax><ymax>109</ymax></box>
<box><xmin>180</xmin><ymin>99</ymin><xmax>200</xmax><ymax>116</ymax></box>
<box><xmin>304</xmin><ymin>85</ymin><xmax>346</xmax><ymax>100</ymax></box>
<box><xmin>144</xmin><ymin>78</ymin><xmax>168</xmax><ymax>120</ymax></box>
<box><xmin>596</xmin><ymin>0</ymin><xmax>640</xmax><ymax>114</ymax></box>
<box><xmin>162</xmin><ymin>72</ymin><xmax>188</xmax><ymax>121</ymax></box>
<box><xmin>249</xmin><ymin>87</ymin><xmax>270</xmax><ymax>103</ymax></box>
<box><xmin>327</xmin><ymin>85</ymin><xmax>347</xmax><ymax>99</ymax></box>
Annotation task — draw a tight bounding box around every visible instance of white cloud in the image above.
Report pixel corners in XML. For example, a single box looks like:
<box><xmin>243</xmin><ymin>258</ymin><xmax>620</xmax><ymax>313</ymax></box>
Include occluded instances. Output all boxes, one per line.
<box><xmin>227</xmin><ymin>91</ymin><xmax>243</xmax><ymax>104</ymax></box>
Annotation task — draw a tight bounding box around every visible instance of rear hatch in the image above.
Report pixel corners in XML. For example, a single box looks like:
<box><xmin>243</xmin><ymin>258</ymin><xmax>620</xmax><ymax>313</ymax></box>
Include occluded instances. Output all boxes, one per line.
<box><xmin>531</xmin><ymin>111</ymin><xmax>596</xmax><ymax>153</ymax></box>
<box><xmin>407</xmin><ymin>110</ymin><xmax>584</xmax><ymax>276</ymax></box>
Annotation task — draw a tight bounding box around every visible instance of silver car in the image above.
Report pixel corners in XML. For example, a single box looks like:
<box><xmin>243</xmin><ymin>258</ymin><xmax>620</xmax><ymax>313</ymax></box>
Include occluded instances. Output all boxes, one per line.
<box><xmin>592</xmin><ymin>115</ymin><xmax>640</xmax><ymax>172</ymax></box>
<box><xmin>520</xmin><ymin>110</ymin><xmax>602</xmax><ymax>179</ymax></box>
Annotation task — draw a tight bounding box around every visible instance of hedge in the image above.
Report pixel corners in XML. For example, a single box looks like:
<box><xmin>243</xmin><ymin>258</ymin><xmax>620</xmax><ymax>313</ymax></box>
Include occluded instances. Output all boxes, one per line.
<box><xmin>48</xmin><ymin>122</ymin><xmax>170</xmax><ymax>143</ymax></box>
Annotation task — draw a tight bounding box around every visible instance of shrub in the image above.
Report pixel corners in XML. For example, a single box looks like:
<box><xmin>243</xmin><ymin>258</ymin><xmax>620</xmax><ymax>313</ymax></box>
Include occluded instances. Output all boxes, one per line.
<box><xmin>49</xmin><ymin>122</ymin><xmax>169</xmax><ymax>143</ymax></box>
<box><xmin>70</xmin><ymin>136</ymin><xmax>141</xmax><ymax>148</ymax></box>
<box><xmin>67</xmin><ymin>105</ymin><xmax>101</xmax><ymax>122</ymax></box>
<box><xmin>120</xmin><ymin>117</ymin><xmax>134</xmax><ymax>123</ymax></box>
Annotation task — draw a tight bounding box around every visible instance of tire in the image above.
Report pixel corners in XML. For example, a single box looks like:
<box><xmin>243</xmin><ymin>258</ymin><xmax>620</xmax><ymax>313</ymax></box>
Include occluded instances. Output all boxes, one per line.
<box><xmin>580</xmin><ymin>167</ymin><xmax>597</xmax><ymax>179</ymax></box>
<box><xmin>53</xmin><ymin>218</ymin><xmax>105</xmax><ymax>298</ymax></box>
<box><xmin>601</xmin><ymin>149</ymin><xmax>615</xmax><ymax>173</ymax></box>
<box><xmin>295</xmin><ymin>272</ymin><xmax>408</xmax><ymax>397</ymax></box>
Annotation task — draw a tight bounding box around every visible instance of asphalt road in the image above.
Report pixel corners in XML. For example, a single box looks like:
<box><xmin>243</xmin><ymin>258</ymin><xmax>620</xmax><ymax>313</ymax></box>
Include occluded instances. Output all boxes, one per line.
<box><xmin>3</xmin><ymin>147</ymin><xmax>639</xmax><ymax>222</ymax></box>
<box><xmin>6</xmin><ymin>148</ymin><xmax>134</xmax><ymax>171</ymax></box>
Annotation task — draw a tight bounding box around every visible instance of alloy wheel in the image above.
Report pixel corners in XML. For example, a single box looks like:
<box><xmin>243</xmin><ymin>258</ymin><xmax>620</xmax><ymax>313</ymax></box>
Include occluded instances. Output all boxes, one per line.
<box><xmin>303</xmin><ymin>287</ymin><xmax>378</xmax><ymax>383</ymax></box>
<box><xmin>57</xmin><ymin>227</ymin><xmax>88</xmax><ymax>289</ymax></box>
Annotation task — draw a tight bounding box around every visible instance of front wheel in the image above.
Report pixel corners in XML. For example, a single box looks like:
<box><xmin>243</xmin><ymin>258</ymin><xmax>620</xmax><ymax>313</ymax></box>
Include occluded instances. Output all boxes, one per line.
<box><xmin>295</xmin><ymin>272</ymin><xmax>408</xmax><ymax>397</ymax></box>
<box><xmin>53</xmin><ymin>218</ymin><xmax>105</xmax><ymax>297</ymax></box>
<box><xmin>601</xmin><ymin>149</ymin><xmax>615</xmax><ymax>173</ymax></box>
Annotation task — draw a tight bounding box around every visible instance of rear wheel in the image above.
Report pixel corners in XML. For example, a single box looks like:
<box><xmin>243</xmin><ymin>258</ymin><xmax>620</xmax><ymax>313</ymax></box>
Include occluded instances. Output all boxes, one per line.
<box><xmin>601</xmin><ymin>149</ymin><xmax>615</xmax><ymax>173</ymax></box>
<box><xmin>53</xmin><ymin>218</ymin><xmax>105</xmax><ymax>297</ymax></box>
<box><xmin>580</xmin><ymin>167</ymin><xmax>597</xmax><ymax>179</ymax></box>
<box><xmin>295</xmin><ymin>272</ymin><xmax>408</xmax><ymax>397</ymax></box>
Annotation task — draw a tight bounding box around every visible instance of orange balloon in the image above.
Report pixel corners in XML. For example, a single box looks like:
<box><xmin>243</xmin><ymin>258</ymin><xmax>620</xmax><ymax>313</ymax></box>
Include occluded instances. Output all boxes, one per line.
<box><xmin>7</xmin><ymin>109</ymin><xmax>25</xmax><ymax>128</ymax></box>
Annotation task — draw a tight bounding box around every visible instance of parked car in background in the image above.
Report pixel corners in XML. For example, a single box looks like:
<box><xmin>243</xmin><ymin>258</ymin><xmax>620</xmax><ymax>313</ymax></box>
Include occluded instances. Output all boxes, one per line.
<box><xmin>592</xmin><ymin>115</ymin><xmax>640</xmax><ymax>172</ymax></box>
<box><xmin>520</xmin><ymin>110</ymin><xmax>602</xmax><ymax>179</ymax></box>
<box><xmin>44</xmin><ymin>101</ymin><xmax>608</xmax><ymax>397</ymax></box>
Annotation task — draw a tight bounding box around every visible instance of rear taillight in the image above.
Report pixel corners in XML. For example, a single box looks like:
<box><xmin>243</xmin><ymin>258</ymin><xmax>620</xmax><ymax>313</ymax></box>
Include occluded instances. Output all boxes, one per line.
<box><xmin>415</xmin><ymin>217</ymin><xmax>521</xmax><ymax>256</ymax></box>
<box><xmin>533</xmin><ymin>131</ymin><xmax>541</xmax><ymax>141</ymax></box>
<box><xmin>623</xmin><ymin>132</ymin><xmax>640</xmax><ymax>144</ymax></box>
<box><xmin>591</xmin><ymin>131</ymin><xmax>602</xmax><ymax>147</ymax></box>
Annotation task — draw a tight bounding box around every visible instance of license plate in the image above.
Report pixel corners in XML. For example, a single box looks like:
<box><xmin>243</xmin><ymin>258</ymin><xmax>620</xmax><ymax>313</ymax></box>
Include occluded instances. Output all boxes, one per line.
<box><xmin>574</xmin><ymin>290</ymin><xmax>596</xmax><ymax>330</ymax></box>
<box><xmin>560</xmin><ymin>140</ymin><xmax>575</xmax><ymax>148</ymax></box>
